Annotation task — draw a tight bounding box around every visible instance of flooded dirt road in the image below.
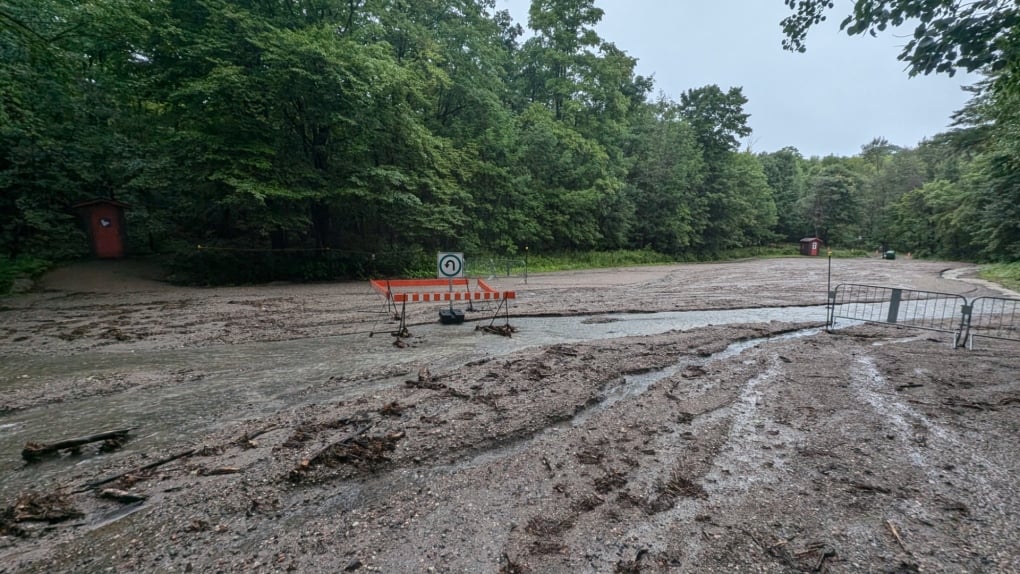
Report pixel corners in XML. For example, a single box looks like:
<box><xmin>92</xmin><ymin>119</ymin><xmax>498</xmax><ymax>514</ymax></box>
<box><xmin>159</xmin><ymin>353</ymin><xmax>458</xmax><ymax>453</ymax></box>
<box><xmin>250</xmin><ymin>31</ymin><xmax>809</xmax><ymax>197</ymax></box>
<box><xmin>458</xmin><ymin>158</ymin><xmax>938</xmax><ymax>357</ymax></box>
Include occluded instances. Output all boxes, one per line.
<box><xmin>0</xmin><ymin>307</ymin><xmax>828</xmax><ymax>501</ymax></box>
<box><xmin>1</xmin><ymin>257</ymin><xmax>1018</xmax><ymax>573</ymax></box>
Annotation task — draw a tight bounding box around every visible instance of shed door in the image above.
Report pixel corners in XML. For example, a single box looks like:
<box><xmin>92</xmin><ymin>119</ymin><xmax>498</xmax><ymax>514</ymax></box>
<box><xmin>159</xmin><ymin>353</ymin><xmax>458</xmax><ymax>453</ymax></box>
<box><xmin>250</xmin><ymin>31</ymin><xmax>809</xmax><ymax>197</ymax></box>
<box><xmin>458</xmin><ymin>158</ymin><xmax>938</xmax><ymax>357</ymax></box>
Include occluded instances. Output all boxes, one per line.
<box><xmin>92</xmin><ymin>205</ymin><xmax>124</xmax><ymax>258</ymax></box>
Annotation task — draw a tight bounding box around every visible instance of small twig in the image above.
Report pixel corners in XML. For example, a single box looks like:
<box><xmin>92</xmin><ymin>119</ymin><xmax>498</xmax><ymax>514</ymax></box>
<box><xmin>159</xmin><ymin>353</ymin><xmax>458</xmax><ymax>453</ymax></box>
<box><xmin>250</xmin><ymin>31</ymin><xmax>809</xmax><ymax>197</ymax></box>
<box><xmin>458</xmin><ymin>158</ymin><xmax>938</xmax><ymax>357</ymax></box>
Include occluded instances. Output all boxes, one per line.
<box><xmin>886</xmin><ymin>519</ymin><xmax>908</xmax><ymax>552</ymax></box>
<box><xmin>848</xmin><ymin>480</ymin><xmax>891</xmax><ymax>494</ymax></box>
<box><xmin>896</xmin><ymin>384</ymin><xmax>924</xmax><ymax>391</ymax></box>
<box><xmin>200</xmin><ymin>466</ymin><xmax>241</xmax><ymax>476</ymax></box>
<box><xmin>816</xmin><ymin>549</ymin><xmax>836</xmax><ymax>571</ymax></box>
<box><xmin>236</xmin><ymin>425</ymin><xmax>279</xmax><ymax>447</ymax></box>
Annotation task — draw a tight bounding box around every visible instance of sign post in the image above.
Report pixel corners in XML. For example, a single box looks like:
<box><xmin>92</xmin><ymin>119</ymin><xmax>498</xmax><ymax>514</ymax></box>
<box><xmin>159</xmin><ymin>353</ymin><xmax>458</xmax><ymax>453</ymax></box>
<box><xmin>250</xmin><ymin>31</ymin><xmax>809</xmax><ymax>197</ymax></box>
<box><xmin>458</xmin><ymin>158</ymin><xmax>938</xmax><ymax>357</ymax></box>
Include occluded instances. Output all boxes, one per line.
<box><xmin>826</xmin><ymin>247</ymin><xmax>834</xmax><ymax>328</ymax></box>
<box><xmin>437</xmin><ymin>252</ymin><xmax>466</xmax><ymax>324</ymax></box>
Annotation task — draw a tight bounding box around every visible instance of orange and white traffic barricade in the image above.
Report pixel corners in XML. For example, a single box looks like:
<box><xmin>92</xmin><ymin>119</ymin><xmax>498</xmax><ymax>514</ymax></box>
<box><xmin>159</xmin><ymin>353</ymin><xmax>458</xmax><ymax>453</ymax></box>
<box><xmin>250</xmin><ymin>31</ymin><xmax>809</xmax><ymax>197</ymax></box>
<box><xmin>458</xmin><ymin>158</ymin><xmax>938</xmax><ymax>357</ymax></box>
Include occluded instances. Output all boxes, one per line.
<box><xmin>370</xmin><ymin>278</ymin><xmax>516</xmax><ymax>338</ymax></box>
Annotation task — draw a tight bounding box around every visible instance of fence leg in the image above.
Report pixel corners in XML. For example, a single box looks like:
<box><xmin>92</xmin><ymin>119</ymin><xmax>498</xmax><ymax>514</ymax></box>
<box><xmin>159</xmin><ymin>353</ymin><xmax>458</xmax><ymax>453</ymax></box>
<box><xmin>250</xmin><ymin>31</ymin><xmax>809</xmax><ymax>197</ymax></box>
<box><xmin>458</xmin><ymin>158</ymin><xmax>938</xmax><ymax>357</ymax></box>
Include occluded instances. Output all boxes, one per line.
<box><xmin>826</xmin><ymin>290</ymin><xmax>836</xmax><ymax>332</ymax></box>
<box><xmin>395</xmin><ymin>301</ymin><xmax>408</xmax><ymax>338</ymax></box>
<box><xmin>488</xmin><ymin>297</ymin><xmax>512</xmax><ymax>328</ymax></box>
<box><xmin>886</xmin><ymin>289</ymin><xmax>902</xmax><ymax>324</ymax></box>
<box><xmin>957</xmin><ymin>304</ymin><xmax>973</xmax><ymax>349</ymax></box>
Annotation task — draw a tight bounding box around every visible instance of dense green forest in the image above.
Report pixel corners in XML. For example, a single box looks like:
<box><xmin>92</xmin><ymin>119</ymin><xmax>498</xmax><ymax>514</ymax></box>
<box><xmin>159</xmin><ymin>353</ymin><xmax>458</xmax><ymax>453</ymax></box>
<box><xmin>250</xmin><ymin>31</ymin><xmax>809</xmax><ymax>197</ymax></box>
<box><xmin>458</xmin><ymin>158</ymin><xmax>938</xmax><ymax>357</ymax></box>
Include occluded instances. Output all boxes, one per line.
<box><xmin>1</xmin><ymin>0</ymin><xmax>1017</xmax><ymax>284</ymax></box>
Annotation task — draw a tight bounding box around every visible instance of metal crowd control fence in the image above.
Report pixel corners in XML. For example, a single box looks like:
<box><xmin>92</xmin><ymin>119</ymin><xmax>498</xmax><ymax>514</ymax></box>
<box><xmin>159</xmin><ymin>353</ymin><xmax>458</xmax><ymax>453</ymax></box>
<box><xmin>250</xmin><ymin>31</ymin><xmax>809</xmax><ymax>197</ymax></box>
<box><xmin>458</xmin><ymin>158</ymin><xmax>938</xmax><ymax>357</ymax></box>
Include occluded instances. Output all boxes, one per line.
<box><xmin>966</xmin><ymin>296</ymin><xmax>1020</xmax><ymax>347</ymax></box>
<box><xmin>828</xmin><ymin>284</ymin><xmax>1020</xmax><ymax>348</ymax></box>
<box><xmin>827</xmin><ymin>284</ymin><xmax>970</xmax><ymax>345</ymax></box>
<box><xmin>466</xmin><ymin>257</ymin><xmax>528</xmax><ymax>282</ymax></box>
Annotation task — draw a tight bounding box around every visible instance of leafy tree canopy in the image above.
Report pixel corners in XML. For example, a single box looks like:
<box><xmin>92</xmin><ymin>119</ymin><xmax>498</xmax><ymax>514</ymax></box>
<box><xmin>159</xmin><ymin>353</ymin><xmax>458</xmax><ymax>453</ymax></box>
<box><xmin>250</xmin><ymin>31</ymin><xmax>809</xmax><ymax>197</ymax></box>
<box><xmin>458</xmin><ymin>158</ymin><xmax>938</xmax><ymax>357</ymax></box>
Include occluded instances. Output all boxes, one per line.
<box><xmin>781</xmin><ymin>0</ymin><xmax>1020</xmax><ymax>76</ymax></box>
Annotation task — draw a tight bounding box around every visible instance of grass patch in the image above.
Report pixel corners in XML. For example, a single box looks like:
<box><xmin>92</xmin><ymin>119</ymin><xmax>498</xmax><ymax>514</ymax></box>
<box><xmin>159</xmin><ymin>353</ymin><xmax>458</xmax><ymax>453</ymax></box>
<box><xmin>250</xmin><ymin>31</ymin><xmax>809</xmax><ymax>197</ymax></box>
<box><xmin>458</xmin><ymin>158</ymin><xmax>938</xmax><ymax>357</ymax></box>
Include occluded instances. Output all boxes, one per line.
<box><xmin>0</xmin><ymin>257</ymin><xmax>52</xmax><ymax>295</ymax></box>
<box><xmin>979</xmin><ymin>262</ymin><xmax>1020</xmax><ymax>292</ymax></box>
<box><xmin>499</xmin><ymin>245</ymin><xmax>868</xmax><ymax>275</ymax></box>
<box><xmin>525</xmin><ymin>249</ymin><xmax>675</xmax><ymax>273</ymax></box>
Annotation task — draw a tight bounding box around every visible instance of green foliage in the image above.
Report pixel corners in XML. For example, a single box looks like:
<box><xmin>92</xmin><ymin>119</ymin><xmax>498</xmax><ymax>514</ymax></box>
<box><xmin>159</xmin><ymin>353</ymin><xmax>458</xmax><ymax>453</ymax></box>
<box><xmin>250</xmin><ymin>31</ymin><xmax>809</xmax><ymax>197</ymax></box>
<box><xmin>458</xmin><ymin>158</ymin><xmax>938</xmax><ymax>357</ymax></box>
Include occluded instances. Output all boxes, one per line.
<box><xmin>703</xmin><ymin>244</ymin><xmax>797</xmax><ymax>260</ymax></box>
<box><xmin>523</xmin><ymin>249</ymin><xmax>674</xmax><ymax>272</ymax></box>
<box><xmin>3</xmin><ymin>0</ymin><xmax>1017</xmax><ymax>286</ymax></box>
<box><xmin>979</xmin><ymin>262</ymin><xmax>1020</xmax><ymax>292</ymax></box>
<box><xmin>973</xmin><ymin>88</ymin><xmax>1020</xmax><ymax>261</ymax></box>
<box><xmin>759</xmin><ymin>147</ymin><xmax>808</xmax><ymax>241</ymax></box>
<box><xmin>679</xmin><ymin>85</ymin><xmax>752</xmax><ymax>160</ymax></box>
<box><xmin>781</xmin><ymin>0</ymin><xmax>1020</xmax><ymax>78</ymax></box>
<box><xmin>0</xmin><ymin>256</ymin><xmax>51</xmax><ymax>295</ymax></box>
<box><xmin>858</xmin><ymin>145</ymin><xmax>927</xmax><ymax>248</ymax></box>
<box><xmin>168</xmin><ymin>246</ymin><xmax>430</xmax><ymax>285</ymax></box>
<box><xmin>801</xmin><ymin>163</ymin><xmax>863</xmax><ymax>246</ymax></box>
<box><xmin>780</xmin><ymin>0</ymin><xmax>1020</xmax><ymax>262</ymax></box>
<box><xmin>701</xmin><ymin>152</ymin><xmax>778</xmax><ymax>250</ymax></box>
<box><xmin>625</xmin><ymin>99</ymin><xmax>704</xmax><ymax>253</ymax></box>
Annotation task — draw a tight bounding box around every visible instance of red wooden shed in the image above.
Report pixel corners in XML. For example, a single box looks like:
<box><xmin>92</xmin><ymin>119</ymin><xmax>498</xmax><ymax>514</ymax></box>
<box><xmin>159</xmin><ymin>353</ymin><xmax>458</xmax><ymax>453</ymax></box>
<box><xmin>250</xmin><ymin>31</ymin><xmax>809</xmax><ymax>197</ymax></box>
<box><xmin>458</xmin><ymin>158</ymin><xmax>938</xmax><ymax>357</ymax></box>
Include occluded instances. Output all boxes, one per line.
<box><xmin>73</xmin><ymin>199</ymin><xmax>129</xmax><ymax>259</ymax></box>
<box><xmin>799</xmin><ymin>236</ymin><xmax>824</xmax><ymax>256</ymax></box>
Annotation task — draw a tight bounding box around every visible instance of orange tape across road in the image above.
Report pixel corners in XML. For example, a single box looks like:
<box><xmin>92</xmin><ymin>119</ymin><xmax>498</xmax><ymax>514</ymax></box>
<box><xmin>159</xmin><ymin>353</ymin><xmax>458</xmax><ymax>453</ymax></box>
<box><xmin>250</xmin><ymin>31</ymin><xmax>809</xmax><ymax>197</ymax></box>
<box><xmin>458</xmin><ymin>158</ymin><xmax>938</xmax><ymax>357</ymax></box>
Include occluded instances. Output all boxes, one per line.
<box><xmin>370</xmin><ymin>278</ymin><xmax>515</xmax><ymax>303</ymax></box>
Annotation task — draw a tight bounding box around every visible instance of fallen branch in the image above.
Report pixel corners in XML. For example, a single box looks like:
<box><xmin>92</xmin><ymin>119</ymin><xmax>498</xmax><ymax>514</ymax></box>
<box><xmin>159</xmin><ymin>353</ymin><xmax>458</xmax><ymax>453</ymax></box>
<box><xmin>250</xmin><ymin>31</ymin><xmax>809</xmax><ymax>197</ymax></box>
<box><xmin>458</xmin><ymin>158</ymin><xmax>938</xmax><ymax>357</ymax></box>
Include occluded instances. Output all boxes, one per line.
<box><xmin>477</xmin><ymin>324</ymin><xmax>517</xmax><ymax>337</ymax></box>
<box><xmin>78</xmin><ymin>447</ymin><xmax>199</xmax><ymax>492</ymax></box>
<box><xmin>404</xmin><ymin>379</ymin><xmax>470</xmax><ymax>399</ymax></box>
<box><xmin>199</xmin><ymin>466</ymin><xmax>241</xmax><ymax>476</ymax></box>
<box><xmin>816</xmin><ymin>549</ymin><xmax>837</xmax><ymax>571</ymax></box>
<box><xmin>847</xmin><ymin>480</ymin><xmax>891</xmax><ymax>494</ymax></box>
<box><xmin>234</xmin><ymin>424</ymin><xmax>279</xmax><ymax>449</ymax></box>
<box><xmin>1</xmin><ymin>491</ymin><xmax>83</xmax><ymax>536</ymax></box>
<box><xmin>22</xmin><ymin>428</ymin><xmax>135</xmax><ymax>463</ymax></box>
<box><xmin>298</xmin><ymin>424</ymin><xmax>376</xmax><ymax>469</ymax></box>
<box><xmin>290</xmin><ymin>427</ymin><xmax>410</xmax><ymax>481</ymax></box>
<box><xmin>405</xmin><ymin>379</ymin><xmax>446</xmax><ymax>391</ymax></box>
<box><xmin>80</xmin><ymin>423</ymin><xmax>286</xmax><ymax>492</ymax></box>
<box><xmin>98</xmin><ymin>488</ymin><xmax>147</xmax><ymax>504</ymax></box>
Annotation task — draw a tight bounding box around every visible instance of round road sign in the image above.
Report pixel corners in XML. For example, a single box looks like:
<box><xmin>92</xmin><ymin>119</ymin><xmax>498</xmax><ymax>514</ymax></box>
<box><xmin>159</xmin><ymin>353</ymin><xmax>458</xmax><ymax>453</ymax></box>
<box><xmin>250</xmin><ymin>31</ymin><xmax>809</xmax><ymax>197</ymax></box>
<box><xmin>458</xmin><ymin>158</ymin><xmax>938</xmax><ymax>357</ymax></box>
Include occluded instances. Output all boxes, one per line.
<box><xmin>437</xmin><ymin>252</ymin><xmax>464</xmax><ymax>278</ymax></box>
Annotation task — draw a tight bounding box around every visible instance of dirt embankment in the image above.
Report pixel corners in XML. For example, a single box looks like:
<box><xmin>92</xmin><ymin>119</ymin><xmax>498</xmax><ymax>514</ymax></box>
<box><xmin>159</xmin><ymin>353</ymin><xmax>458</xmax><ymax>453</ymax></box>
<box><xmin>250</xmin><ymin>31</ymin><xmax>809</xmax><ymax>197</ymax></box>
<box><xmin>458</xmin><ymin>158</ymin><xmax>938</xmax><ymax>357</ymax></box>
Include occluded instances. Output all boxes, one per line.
<box><xmin>0</xmin><ymin>257</ymin><xmax>1017</xmax><ymax>573</ymax></box>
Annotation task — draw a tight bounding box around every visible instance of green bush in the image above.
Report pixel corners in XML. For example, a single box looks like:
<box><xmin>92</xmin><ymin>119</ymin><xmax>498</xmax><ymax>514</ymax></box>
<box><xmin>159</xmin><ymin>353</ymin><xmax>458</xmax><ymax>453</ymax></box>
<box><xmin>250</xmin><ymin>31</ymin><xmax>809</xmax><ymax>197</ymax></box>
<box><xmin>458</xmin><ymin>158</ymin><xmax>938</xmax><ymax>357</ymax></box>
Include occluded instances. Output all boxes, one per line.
<box><xmin>980</xmin><ymin>262</ymin><xmax>1020</xmax><ymax>293</ymax></box>
<box><xmin>0</xmin><ymin>256</ymin><xmax>52</xmax><ymax>295</ymax></box>
<box><xmin>166</xmin><ymin>245</ymin><xmax>435</xmax><ymax>285</ymax></box>
<box><xmin>524</xmin><ymin>249</ymin><xmax>674</xmax><ymax>273</ymax></box>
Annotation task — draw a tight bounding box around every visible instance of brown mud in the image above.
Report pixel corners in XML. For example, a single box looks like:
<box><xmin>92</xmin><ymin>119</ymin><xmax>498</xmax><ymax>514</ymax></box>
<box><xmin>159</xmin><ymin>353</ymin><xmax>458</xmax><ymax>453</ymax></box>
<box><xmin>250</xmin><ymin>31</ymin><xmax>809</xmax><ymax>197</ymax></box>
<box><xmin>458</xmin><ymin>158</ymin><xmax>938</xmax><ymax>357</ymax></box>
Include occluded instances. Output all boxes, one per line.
<box><xmin>0</xmin><ymin>257</ymin><xmax>1018</xmax><ymax>573</ymax></box>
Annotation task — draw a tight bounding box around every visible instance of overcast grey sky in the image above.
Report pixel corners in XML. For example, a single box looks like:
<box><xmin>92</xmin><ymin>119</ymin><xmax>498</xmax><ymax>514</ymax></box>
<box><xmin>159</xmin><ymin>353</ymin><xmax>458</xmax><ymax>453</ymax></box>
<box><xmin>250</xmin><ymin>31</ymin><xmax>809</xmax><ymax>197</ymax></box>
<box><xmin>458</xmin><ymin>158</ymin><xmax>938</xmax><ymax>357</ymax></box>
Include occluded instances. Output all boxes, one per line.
<box><xmin>498</xmin><ymin>0</ymin><xmax>978</xmax><ymax>158</ymax></box>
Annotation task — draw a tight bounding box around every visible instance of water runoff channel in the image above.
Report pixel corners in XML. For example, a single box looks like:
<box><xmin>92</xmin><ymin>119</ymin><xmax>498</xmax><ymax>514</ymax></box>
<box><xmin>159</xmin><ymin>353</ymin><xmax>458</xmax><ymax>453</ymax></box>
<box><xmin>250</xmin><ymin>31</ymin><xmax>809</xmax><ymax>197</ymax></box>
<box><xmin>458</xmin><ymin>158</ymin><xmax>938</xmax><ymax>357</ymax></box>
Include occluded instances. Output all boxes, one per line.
<box><xmin>0</xmin><ymin>305</ymin><xmax>829</xmax><ymax>498</ymax></box>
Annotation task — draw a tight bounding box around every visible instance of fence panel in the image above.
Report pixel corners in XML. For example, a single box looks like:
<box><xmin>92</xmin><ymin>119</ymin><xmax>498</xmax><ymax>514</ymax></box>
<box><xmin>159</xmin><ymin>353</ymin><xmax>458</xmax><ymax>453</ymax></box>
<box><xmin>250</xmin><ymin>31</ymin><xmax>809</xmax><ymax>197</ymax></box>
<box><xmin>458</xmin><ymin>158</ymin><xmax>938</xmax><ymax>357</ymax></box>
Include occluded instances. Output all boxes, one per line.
<box><xmin>967</xmin><ymin>296</ymin><xmax>1020</xmax><ymax>347</ymax></box>
<box><xmin>465</xmin><ymin>257</ymin><xmax>528</xmax><ymax>281</ymax></box>
<box><xmin>828</xmin><ymin>284</ymin><xmax>969</xmax><ymax>342</ymax></box>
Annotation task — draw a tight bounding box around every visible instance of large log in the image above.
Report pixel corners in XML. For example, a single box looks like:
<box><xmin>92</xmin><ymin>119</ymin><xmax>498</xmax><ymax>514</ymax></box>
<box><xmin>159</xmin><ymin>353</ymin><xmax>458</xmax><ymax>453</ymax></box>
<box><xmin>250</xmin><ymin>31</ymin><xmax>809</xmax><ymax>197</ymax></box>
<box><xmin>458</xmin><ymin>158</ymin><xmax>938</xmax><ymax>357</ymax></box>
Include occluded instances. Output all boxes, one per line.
<box><xmin>22</xmin><ymin>428</ymin><xmax>135</xmax><ymax>463</ymax></box>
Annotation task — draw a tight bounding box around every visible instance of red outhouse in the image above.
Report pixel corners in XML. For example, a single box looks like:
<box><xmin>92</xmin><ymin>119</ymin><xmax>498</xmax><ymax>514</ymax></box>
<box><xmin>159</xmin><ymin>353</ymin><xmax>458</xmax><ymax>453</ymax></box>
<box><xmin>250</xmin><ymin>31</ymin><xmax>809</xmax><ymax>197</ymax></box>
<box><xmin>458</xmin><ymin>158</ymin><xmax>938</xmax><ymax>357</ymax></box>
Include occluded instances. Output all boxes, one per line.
<box><xmin>73</xmin><ymin>199</ymin><xmax>129</xmax><ymax>259</ymax></box>
<box><xmin>799</xmin><ymin>236</ymin><xmax>824</xmax><ymax>256</ymax></box>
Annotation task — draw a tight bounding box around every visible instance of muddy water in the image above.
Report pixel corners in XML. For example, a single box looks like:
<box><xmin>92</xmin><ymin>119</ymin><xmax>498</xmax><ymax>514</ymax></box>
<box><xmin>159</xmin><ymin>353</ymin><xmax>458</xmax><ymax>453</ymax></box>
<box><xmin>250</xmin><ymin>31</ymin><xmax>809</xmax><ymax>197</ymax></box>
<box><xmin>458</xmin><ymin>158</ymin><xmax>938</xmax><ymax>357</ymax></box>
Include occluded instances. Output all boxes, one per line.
<box><xmin>0</xmin><ymin>305</ymin><xmax>826</xmax><ymax>498</ymax></box>
<box><xmin>453</xmin><ymin>328</ymin><xmax>823</xmax><ymax>473</ymax></box>
<box><xmin>575</xmin><ymin>328</ymin><xmax>823</xmax><ymax>425</ymax></box>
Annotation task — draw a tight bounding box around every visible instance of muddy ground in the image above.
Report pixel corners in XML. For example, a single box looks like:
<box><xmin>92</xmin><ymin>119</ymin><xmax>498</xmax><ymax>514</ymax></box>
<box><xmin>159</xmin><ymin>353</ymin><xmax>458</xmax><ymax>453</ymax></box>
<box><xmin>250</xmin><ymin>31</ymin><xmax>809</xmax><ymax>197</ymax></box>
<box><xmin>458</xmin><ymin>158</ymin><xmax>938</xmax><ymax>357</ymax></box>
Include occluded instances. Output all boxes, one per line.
<box><xmin>0</xmin><ymin>257</ymin><xmax>1018</xmax><ymax>573</ymax></box>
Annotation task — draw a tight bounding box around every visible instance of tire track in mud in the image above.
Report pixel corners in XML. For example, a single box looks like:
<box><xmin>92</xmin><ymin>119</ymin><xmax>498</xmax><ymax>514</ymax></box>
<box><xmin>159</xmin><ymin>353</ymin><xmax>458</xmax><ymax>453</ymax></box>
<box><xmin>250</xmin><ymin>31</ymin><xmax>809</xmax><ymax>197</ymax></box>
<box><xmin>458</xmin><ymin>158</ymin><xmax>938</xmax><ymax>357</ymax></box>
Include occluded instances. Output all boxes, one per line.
<box><xmin>851</xmin><ymin>355</ymin><xmax>1014</xmax><ymax>523</ymax></box>
<box><xmin>483</xmin><ymin>333</ymin><xmax>815</xmax><ymax>572</ymax></box>
<box><xmin>231</xmin><ymin>327</ymin><xmax>810</xmax><ymax>573</ymax></box>
<box><xmin>652</xmin><ymin>351</ymin><xmax>804</xmax><ymax>572</ymax></box>
<box><xmin>851</xmin><ymin>356</ymin><xmax>938</xmax><ymax>472</ymax></box>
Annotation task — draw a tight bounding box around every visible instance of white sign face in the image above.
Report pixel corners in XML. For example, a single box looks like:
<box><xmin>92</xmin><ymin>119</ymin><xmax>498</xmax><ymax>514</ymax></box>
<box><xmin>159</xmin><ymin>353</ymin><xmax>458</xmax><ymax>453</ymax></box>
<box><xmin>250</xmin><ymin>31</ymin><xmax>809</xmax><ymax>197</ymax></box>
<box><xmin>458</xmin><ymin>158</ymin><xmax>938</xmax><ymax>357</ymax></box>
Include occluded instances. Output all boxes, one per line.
<box><xmin>437</xmin><ymin>252</ymin><xmax>464</xmax><ymax>278</ymax></box>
